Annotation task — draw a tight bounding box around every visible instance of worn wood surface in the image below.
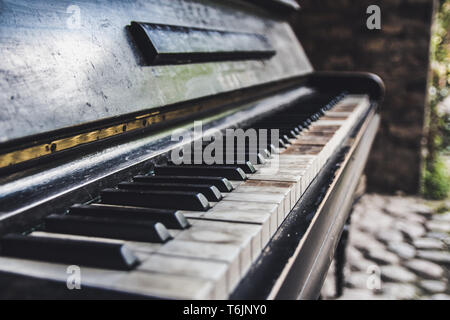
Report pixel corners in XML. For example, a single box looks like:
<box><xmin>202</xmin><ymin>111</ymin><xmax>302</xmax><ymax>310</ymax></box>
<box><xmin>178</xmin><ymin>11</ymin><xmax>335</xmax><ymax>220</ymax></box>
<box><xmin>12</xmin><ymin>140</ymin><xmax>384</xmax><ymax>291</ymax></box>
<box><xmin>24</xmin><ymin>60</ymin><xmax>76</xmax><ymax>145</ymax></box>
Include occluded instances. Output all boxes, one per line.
<box><xmin>0</xmin><ymin>0</ymin><xmax>312</xmax><ymax>144</ymax></box>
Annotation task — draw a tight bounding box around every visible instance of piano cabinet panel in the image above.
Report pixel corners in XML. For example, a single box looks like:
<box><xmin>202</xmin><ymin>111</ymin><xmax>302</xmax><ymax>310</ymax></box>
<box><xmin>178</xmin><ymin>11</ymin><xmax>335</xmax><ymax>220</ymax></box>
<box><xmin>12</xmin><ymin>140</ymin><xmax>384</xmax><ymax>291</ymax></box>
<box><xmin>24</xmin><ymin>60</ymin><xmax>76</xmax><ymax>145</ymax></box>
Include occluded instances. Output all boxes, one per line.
<box><xmin>0</xmin><ymin>0</ymin><xmax>312</xmax><ymax>144</ymax></box>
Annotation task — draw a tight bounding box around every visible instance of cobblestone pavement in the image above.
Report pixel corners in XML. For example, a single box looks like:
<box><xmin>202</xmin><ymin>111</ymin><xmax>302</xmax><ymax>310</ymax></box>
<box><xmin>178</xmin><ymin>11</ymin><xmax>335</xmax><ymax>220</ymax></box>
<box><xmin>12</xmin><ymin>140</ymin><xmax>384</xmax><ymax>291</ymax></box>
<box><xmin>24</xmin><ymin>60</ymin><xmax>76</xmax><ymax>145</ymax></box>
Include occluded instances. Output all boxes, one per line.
<box><xmin>322</xmin><ymin>194</ymin><xmax>450</xmax><ymax>300</ymax></box>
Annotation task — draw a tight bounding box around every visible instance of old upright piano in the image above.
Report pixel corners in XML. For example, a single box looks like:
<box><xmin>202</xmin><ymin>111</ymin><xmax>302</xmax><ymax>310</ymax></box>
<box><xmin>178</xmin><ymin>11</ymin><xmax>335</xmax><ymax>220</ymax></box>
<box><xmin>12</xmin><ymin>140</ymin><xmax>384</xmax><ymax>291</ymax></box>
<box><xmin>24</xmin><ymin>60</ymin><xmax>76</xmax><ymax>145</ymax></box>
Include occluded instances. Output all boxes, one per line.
<box><xmin>0</xmin><ymin>0</ymin><xmax>383</xmax><ymax>299</ymax></box>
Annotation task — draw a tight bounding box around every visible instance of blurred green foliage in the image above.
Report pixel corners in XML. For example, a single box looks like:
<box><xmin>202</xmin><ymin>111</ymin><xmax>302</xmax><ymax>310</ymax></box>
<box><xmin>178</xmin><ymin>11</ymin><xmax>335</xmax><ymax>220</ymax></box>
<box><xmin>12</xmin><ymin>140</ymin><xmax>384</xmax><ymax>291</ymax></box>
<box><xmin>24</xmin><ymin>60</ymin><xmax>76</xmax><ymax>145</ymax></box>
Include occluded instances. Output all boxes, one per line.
<box><xmin>423</xmin><ymin>157</ymin><xmax>450</xmax><ymax>199</ymax></box>
<box><xmin>423</xmin><ymin>0</ymin><xmax>450</xmax><ymax>200</ymax></box>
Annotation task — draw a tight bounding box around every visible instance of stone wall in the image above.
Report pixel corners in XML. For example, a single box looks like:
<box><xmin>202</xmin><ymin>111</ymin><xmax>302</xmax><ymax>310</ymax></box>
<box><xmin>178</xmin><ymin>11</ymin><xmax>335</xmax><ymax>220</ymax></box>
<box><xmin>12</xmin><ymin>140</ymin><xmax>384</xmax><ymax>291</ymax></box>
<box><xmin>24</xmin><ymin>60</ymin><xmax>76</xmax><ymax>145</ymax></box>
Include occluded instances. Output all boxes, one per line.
<box><xmin>290</xmin><ymin>0</ymin><xmax>434</xmax><ymax>193</ymax></box>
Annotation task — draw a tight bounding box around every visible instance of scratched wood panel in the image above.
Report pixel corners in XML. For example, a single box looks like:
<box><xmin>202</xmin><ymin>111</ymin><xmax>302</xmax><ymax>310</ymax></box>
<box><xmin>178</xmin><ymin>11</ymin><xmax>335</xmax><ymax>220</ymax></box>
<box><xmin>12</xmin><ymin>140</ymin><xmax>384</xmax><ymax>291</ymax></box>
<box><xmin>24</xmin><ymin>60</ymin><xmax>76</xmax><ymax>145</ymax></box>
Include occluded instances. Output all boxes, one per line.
<box><xmin>0</xmin><ymin>0</ymin><xmax>312</xmax><ymax>144</ymax></box>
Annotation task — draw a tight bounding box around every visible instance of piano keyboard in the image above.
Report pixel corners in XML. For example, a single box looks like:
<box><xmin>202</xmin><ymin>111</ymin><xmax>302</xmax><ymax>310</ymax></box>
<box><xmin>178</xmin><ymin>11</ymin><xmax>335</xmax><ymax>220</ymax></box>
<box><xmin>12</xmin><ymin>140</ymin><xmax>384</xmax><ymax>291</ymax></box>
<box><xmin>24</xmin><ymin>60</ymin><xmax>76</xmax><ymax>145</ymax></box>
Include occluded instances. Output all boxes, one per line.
<box><xmin>0</xmin><ymin>94</ymin><xmax>370</xmax><ymax>299</ymax></box>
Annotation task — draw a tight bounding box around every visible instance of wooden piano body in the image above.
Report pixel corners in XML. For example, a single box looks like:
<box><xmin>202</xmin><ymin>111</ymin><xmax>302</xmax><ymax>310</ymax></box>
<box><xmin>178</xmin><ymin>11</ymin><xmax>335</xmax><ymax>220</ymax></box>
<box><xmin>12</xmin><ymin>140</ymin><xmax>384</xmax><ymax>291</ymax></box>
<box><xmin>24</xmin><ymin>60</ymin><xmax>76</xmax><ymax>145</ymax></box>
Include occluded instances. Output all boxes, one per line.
<box><xmin>0</xmin><ymin>0</ymin><xmax>384</xmax><ymax>299</ymax></box>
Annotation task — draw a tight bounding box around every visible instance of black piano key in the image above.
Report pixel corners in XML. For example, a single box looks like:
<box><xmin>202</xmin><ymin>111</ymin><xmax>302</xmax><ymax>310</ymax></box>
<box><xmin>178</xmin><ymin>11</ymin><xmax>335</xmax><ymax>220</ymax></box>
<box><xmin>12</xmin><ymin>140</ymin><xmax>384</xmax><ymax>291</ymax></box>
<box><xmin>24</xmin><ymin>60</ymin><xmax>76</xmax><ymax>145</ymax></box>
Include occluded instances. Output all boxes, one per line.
<box><xmin>172</xmin><ymin>160</ymin><xmax>256</xmax><ymax>174</ymax></box>
<box><xmin>269</xmin><ymin>144</ymin><xmax>278</xmax><ymax>154</ymax></box>
<box><xmin>69</xmin><ymin>204</ymin><xmax>190</xmax><ymax>230</ymax></box>
<box><xmin>253</xmin><ymin>122</ymin><xmax>301</xmax><ymax>132</ymax></box>
<box><xmin>278</xmin><ymin>139</ymin><xmax>287</xmax><ymax>148</ymax></box>
<box><xmin>243</xmin><ymin>126</ymin><xmax>299</xmax><ymax>138</ymax></box>
<box><xmin>117</xmin><ymin>182</ymin><xmax>222</xmax><ymax>202</ymax></box>
<box><xmin>220</xmin><ymin>161</ymin><xmax>256</xmax><ymax>174</ymax></box>
<box><xmin>133</xmin><ymin>175</ymin><xmax>233</xmax><ymax>192</ymax></box>
<box><xmin>154</xmin><ymin>165</ymin><xmax>247</xmax><ymax>181</ymax></box>
<box><xmin>44</xmin><ymin>214</ymin><xmax>172</xmax><ymax>243</ymax></box>
<box><xmin>101</xmin><ymin>189</ymin><xmax>210</xmax><ymax>211</ymax></box>
<box><xmin>0</xmin><ymin>234</ymin><xmax>139</xmax><ymax>270</ymax></box>
<box><xmin>254</xmin><ymin>115</ymin><xmax>311</xmax><ymax>125</ymax></box>
<box><xmin>260</xmin><ymin>149</ymin><xmax>271</xmax><ymax>158</ymax></box>
<box><xmin>236</xmin><ymin>161</ymin><xmax>256</xmax><ymax>173</ymax></box>
<box><xmin>281</xmin><ymin>135</ymin><xmax>291</xmax><ymax>144</ymax></box>
<box><xmin>282</xmin><ymin>130</ymin><xmax>295</xmax><ymax>139</ymax></box>
<box><xmin>241</xmin><ymin>153</ymin><xmax>266</xmax><ymax>164</ymax></box>
<box><xmin>221</xmin><ymin>144</ymin><xmax>271</xmax><ymax>157</ymax></box>
<box><xmin>220</xmin><ymin>152</ymin><xmax>267</xmax><ymax>164</ymax></box>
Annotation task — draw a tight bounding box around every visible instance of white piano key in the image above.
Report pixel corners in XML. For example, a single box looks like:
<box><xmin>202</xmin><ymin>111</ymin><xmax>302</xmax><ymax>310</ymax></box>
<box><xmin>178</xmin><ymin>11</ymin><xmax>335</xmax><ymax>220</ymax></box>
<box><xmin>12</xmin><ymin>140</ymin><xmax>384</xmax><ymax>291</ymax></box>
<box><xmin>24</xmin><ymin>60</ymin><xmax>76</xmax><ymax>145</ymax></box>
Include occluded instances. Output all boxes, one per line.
<box><xmin>155</xmin><ymin>240</ymin><xmax>241</xmax><ymax>292</ymax></box>
<box><xmin>0</xmin><ymin>256</ymin><xmax>216</xmax><ymax>299</ymax></box>
<box><xmin>179</xmin><ymin>210</ymin><xmax>208</xmax><ymax>219</ymax></box>
<box><xmin>276</xmin><ymin>162</ymin><xmax>316</xmax><ymax>185</ymax></box>
<box><xmin>254</xmin><ymin>157</ymin><xmax>313</xmax><ymax>171</ymax></box>
<box><xmin>112</xmin><ymin>271</ymin><xmax>215</xmax><ymax>299</ymax></box>
<box><xmin>324</xmin><ymin>111</ymin><xmax>352</xmax><ymax>117</ymax></box>
<box><xmin>234</xmin><ymin>181</ymin><xmax>293</xmax><ymax>211</ymax></box>
<box><xmin>222</xmin><ymin>192</ymin><xmax>286</xmax><ymax>221</ymax></box>
<box><xmin>193</xmin><ymin>210</ymin><xmax>272</xmax><ymax>247</ymax></box>
<box><xmin>210</xmin><ymin>200</ymin><xmax>280</xmax><ymax>229</ymax></box>
<box><xmin>265</xmin><ymin>168</ymin><xmax>310</xmax><ymax>199</ymax></box>
<box><xmin>308</xmin><ymin>125</ymin><xmax>341</xmax><ymax>133</ymax></box>
<box><xmin>314</xmin><ymin>119</ymin><xmax>346</xmax><ymax>126</ymax></box>
<box><xmin>276</xmin><ymin>155</ymin><xmax>318</xmax><ymax>180</ymax></box>
<box><xmin>248</xmin><ymin>172</ymin><xmax>303</xmax><ymax>202</ymax></box>
<box><xmin>138</xmin><ymin>254</ymin><xmax>228</xmax><ymax>299</ymax></box>
<box><xmin>291</xmin><ymin>135</ymin><xmax>331</xmax><ymax>145</ymax></box>
<box><xmin>178</xmin><ymin>219</ymin><xmax>261</xmax><ymax>272</ymax></box>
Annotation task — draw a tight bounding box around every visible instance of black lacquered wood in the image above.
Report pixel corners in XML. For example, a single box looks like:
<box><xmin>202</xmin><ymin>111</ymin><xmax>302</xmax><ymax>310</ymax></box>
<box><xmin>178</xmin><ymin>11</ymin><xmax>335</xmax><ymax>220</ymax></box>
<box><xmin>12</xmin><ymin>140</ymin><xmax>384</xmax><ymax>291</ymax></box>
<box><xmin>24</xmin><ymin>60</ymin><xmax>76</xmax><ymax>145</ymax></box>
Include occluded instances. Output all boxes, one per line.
<box><xmin>243</xmin><ymin>0</ymin><xmax>301</xmax><ymax>13</ymax></box>
<box><xmin>0</xmin><ymin>0</ymin><xmax>312</xmax><ymax>147</ymax></box>
<box><xmin>117</xmin><ymin>182</ymin><xmax>222</xmax><ymax>202</ymax></box>
<box><xmin>133</xmin><ymin>176</ymin><xmax>233</xmax><ymax>193</ymax></box>
<box><xmin>0</xmin><ymin>234</ymin><xmax>139</xmax><ymax>270</ymax></box>
<box><xmin>44</xmin><ymin>214</ymin><xmax>172</xmax><ymax>243</ymax></box>
<box><xmin>154</xmin><ymin>165</ymin><xmax>247</xmax><ymax>181</ymax></box>
<box><xmin>101</xmin><ymin>189</ymin><xmax>210</xmax><ymax>211</ymax></box>
<box><xmin>129</xmin><ymin>22</ymin><xmax>276</xmax><ymax>65</ymax></box>
<box><xmin>69</xmin><ymin>204</ymin><xmax>190</xmax><ymax>230</ymax></box>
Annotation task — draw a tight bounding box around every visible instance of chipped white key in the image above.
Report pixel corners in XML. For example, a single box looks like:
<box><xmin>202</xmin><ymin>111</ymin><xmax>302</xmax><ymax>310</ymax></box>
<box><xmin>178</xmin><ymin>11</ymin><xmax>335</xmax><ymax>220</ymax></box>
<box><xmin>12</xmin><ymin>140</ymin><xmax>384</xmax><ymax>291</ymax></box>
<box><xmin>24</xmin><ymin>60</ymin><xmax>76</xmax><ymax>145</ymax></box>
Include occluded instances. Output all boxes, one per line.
<box><xmin>229</xmin><ymin>181</ymin><xmax>244</xmax><ymax>189</ymax></box>
<box><xmin>139</xmin><ymin>254</ymin><xmax>228</xmax><ymax>299</ymax></box>
<box><xmin>248</xmin><ymin>172</ymin><xmax>303</xmax><ymax>202</ymax></box>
